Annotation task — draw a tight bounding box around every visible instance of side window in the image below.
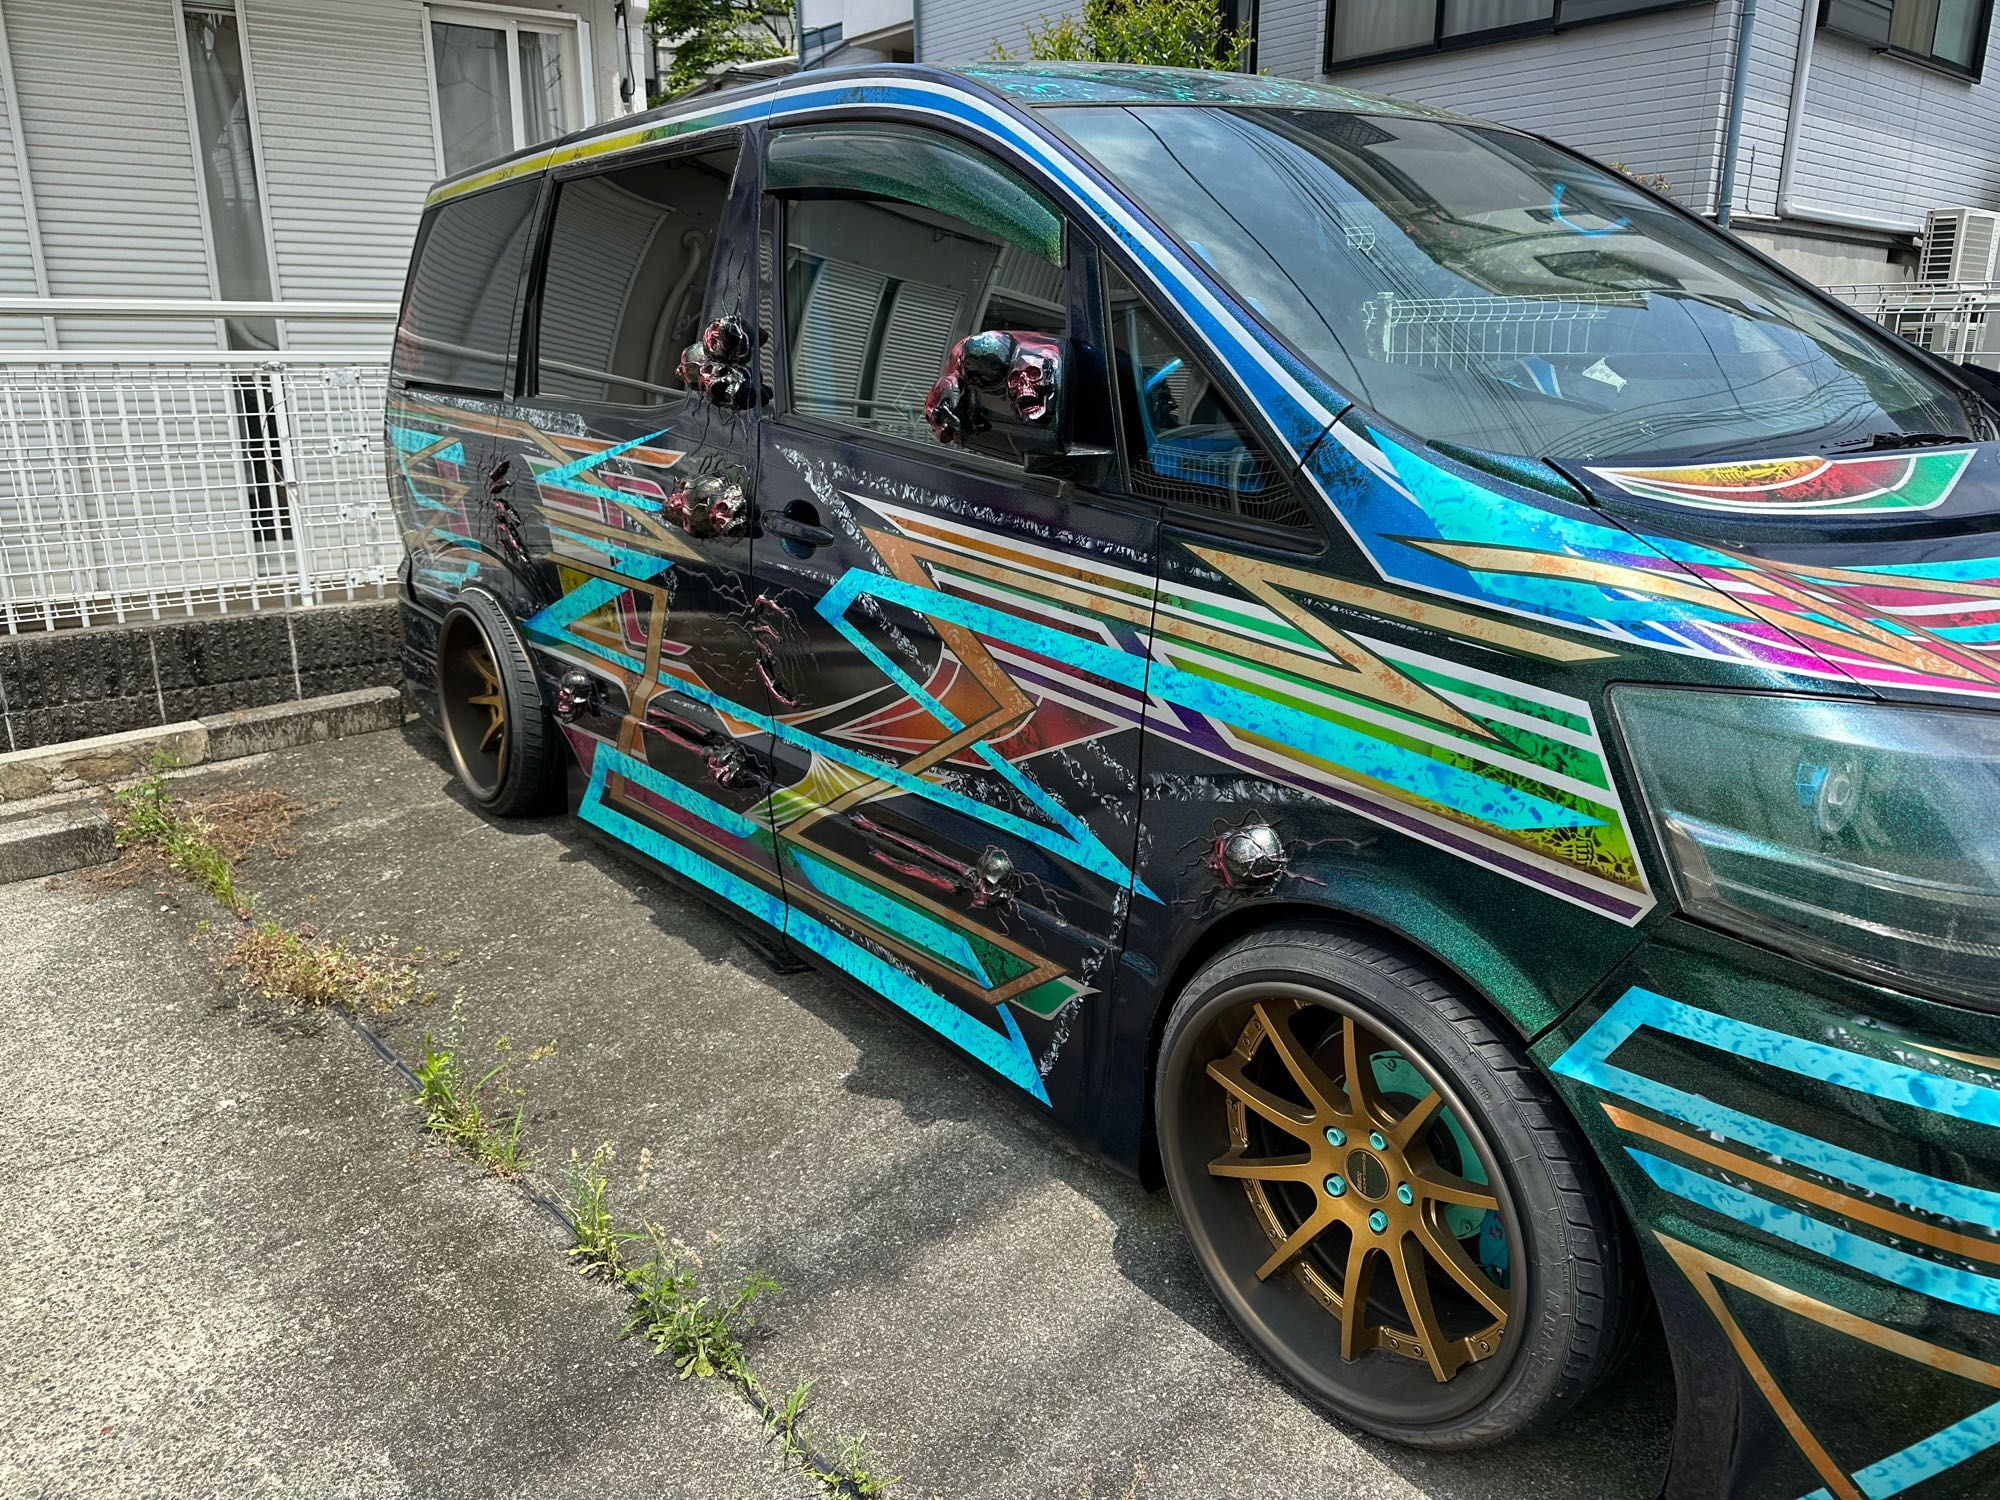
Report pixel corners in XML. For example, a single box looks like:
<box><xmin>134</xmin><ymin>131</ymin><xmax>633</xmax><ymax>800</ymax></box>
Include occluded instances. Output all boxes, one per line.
<box><xmin>1105</xmin><ymin>265</ymin><xmax>1305</xmax><ymax>529</ymax></box>
<box><xmin>534</xmin><ymin>143</ymin><xmax>741</xmax><ymax>406</ymax></box>
<box><xmin>394</xmin><ymin>178</ymin><xmax>539</xmax><ymax>393</ymax></box>
<box><xmin>769</xmin><ymin>125</ymin><xmax>1067</xmax><ymax>464</ymax></box>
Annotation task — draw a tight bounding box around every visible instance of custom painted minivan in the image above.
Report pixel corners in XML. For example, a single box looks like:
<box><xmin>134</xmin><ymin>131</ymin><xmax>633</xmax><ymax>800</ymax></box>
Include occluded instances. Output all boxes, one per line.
<box><xmin>387</xmin><ymin>62</ymin><xmax>2000</xmax><ymax>1498</ymax></box>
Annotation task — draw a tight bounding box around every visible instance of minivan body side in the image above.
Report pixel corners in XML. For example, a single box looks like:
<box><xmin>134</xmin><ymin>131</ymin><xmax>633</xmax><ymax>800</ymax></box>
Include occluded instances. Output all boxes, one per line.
<box><xmin>387</xmin><ymin>66</ymin><xmax>2000</xmax><ymax>1500</ymax></box>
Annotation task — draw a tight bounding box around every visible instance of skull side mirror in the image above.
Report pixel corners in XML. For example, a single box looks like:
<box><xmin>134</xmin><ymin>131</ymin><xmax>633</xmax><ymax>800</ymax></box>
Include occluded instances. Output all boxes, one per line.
<box><xmin>923</xmin><ymin>330</ymin><xmax>1068</xmax><ymax>460</ymax></box>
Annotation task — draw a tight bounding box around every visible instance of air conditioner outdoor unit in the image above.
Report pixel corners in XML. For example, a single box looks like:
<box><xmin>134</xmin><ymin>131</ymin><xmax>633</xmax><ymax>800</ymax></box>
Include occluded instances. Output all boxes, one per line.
<box><xmin>1921</xmin><ymin>208</ymin><xmax>2000</xmax><ymax>283</ymax></box>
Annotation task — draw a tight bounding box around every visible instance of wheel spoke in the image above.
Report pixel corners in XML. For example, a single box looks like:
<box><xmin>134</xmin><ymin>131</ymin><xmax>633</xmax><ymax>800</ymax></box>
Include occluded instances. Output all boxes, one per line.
<box><xmin>1341</xmin><ymin>1015</ymin><xmax>1382</xmax><ymax>1124</ymax></box>
<box><xmin>1338</xmin><ymin>1236</ymin><xmax>1378</xmax><ymax>1361</ymax></box>
<box><xmin>1387</xmin><ymin>1089</ymin><xmax>1443</xmax><ymax>1151</ymax></box>
<box><xmin>1419</xmin><ymin>1170</ymin><xmax>1499</xmax><ymax>1213</ymax></box>
<box><xmin>1420</xmin><ymin>1221</ymin><xmax>1508</xmax><ymax>1322</ymax></box>
<box><xmin>480</xmin><ymin>717</ymin><xmax>504</xmax><ymax>751</ymax></box>
<box><xmin>1207</xmin><ymin>1054</ymin><xmax>1318</xmax><ymax>1141</ymax></box>
<box><xmin>1207</xmin><ymin>1149</ymin><xmax>1316</xmax><ymax>1184</ymax></box>
<box><xmin>1391</xmin><ymin>1231</ymin><xmax>1455</xmax><ymax>1382</ymax></box>
<box><xmin>1253</xmin><ymin>1000</ymin><xmax>1343</xmax><ymax>1118</ymax></box>
<box><xmin>1254</xmin><ymin>1200</ymin><xmax>1339</xmax><ymax>1281</ymax></box>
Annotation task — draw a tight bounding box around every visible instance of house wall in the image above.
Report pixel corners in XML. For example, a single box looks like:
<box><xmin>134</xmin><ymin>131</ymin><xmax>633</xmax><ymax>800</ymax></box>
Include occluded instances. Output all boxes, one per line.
<box><xmin>923</xmin><ymin>0</ymin><xmax>1741</xmax><ymax>208</ymax></box>
<box><xmin>920</xmin><ymin>0</ymin><xmax>2000</xmax><ymax>246</ymax></box>
<box><xmin>0</xmin><ymin>0</ymin><xmax>628</xmax><ymax>353</ymax></box>
<box><xmin>1787</xmin><ymin>27</ymin><xmax>2000</xmax><ymax>230</ymax></box>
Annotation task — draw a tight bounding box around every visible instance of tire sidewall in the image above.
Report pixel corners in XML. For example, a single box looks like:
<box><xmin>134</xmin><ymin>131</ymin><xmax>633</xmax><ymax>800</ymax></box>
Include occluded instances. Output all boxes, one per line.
<box><xmin>437</xmin><ymin>588</ymin><xmax>562</xmax><ymax>817</ymax></box>
<box><xmin>1156</xmin><ymin>928</ymin><xmax>1591</xmax><ymax>1449</ymax></box>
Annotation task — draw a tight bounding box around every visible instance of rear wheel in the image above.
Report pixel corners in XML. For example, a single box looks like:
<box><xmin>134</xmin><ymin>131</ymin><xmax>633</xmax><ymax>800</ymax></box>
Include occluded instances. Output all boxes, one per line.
<box><xmin>435</xmin><ymin>592</ymin><xmax>563</xmax><ymax>817</ymax></box>
<box><xmin>1155</xmin><ymin>925</ymin><xmax>1639</xmax><ymax>1449</ymax></box>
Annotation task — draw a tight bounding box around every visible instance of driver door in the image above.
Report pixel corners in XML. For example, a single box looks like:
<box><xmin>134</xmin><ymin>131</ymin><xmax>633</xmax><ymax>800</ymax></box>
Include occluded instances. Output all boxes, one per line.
<box><xmin>749</xmin><ymin>122</ymin><xmax>1162</xmax><ymax>1117</ymax></box>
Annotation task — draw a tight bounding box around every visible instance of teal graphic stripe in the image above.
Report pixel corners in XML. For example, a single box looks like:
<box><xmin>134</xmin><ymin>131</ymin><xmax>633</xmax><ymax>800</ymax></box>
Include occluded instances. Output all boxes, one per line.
<box><xmin>389</xmin><ymin>424</ymin><xmax>465</xmax><ymax>465</ymax></box>
<box><xmin>548</xmin><ymin>523</ymin><xmax>678</xmax><ymax>579</ymax></box>
<box><xmin>1552</xmin><ymin>988</ymin><xmax>2000</xmax><ymax>1229</ymax></box>
<box><xmin>1629</xmin><ymin>1149</ymin><xmax>2000</xmax><ymax>1316</ymax></box>
<box><xmin>781</xmin><ymin>901</ymin><xmax>1048</xmax><ymax>1104</ymax></box>
<box><xmin>526</xmin><ymin>428</ymin><xmax>671</xmax><ymax>511</ymax></box>
<box><xmin>1800</xmin><ymin>1397</ymin><xmax>2000</xmax><ymax>1500</ymax></box>
<box><xmin>824</xmin><ymin>568</ymin><xmax>1602</xmax><ymax>836</ymax></box>
<box><xmin>579</xmin><ymin>751</ymin><xmax>786</xmax><ymax>928</ymax></box>
<box><xmin>579</xmin><ymin>744</ymin><xmax>1047</xmax><ymax>1104</ymax></box>
<box><xmin>601</xmin><ymin>736</ymin><xmax>759</xmax><ymax>840</ymax></box>
<box><xmin>791</xmin><ymin>849</ymin><xmax>995</xmax><ymax>989</ymax></box>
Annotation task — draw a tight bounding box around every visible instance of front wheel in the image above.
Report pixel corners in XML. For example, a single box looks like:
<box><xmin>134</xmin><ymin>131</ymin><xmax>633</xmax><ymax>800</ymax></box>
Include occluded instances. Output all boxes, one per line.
<box><xmin>1155</xmin><ymin>925</ymin><xmax>1641</xmax><ymax>1449</ymax></box>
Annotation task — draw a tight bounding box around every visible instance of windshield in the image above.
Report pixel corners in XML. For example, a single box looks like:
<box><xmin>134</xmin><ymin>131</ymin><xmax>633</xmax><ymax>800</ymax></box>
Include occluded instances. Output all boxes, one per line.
<box><xmin>1054</xmin><ymin>106</ymin><xmax>1975</xmax><ymax>465</ymax></box>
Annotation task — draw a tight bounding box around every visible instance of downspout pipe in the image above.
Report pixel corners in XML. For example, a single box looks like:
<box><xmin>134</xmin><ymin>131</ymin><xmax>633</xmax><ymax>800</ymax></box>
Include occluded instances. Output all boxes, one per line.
<box><xmin>1774</xmin><ymin>3</ymin><xmax>1924</xmax><ymax>233</ymax></box>
<box><xmin>1714</xmin><ymin>0</ymin><xmax>1758</xmax><ymax>228</ymax></box>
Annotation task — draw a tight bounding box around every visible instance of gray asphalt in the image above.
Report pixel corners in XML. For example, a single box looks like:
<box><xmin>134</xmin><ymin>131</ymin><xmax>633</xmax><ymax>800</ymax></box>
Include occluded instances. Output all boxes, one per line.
<box><xmin>0</xmin><ymin>726</ymin><xmax>1675</xmax><ymax>1498</ymax></box>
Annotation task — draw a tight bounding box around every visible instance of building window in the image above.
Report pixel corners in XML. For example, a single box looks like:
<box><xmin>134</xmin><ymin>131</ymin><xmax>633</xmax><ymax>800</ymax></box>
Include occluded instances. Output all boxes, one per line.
<box><xmin>1822</xmin><ymin>0</ymin><xmax>1991</xmax><ymax>78</ymax></box>
<box><xmin>1221</xmin><ymin>0</ymin><xmax>1261</xmax><ymax>67</ymax></box>
<box><xmin>426</xmin><ymin>5</ymin><xmax>587</xmax><ymax>177</ymax></box>
<box><xmin>533</xmin><ymin>144</ymin><xmax>743</xmax><ymax>406</ymax></box>
<box><xmin>800</xmin><ymin>21</ymin><xmax>843</xmax><ymax>56</ymax></box>
<box><xmin>180</xmin><ymin>2</ymin><xmax>277</xmax><ymax>350</ymax></box>
<box><xmin>1326</xmin><ymin>0</ymin><xmax>1712</xmax><ymax>70</ymax></box>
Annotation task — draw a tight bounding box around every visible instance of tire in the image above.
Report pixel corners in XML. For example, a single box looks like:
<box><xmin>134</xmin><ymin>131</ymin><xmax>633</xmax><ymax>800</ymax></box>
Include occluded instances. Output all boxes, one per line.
<box><xmin>434</xmin><ymin>590</ymin><xmax>564</xmax><ymax>818</ymax></box>
<box><xmin>1155</xmin><ymin>923</ymin><xmax>1641</xmax><ymax>1450</ymax></box>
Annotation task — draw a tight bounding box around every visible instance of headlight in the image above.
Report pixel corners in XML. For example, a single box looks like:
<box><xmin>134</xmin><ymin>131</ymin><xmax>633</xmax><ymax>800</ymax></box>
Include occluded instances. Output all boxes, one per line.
<box><xmin>1612</xmin><ymin>686</ymin><xmax>2000</xmax><ymax>1009</ymax></box>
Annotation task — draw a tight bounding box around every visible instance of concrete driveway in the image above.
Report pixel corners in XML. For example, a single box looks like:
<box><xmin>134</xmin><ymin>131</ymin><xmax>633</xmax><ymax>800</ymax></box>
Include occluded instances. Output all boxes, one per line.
<box><xmin>0</xmin><ymin>725</ymin><xmax>1675</xmax><ymax>1498</ymax></box>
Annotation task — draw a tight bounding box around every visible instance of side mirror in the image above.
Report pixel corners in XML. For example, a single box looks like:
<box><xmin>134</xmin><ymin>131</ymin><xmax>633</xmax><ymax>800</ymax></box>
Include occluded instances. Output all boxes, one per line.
<box><xmin>923</xmin><ymin>330</ymin><xmax>1068</xmax><ymax>459</ymax></box>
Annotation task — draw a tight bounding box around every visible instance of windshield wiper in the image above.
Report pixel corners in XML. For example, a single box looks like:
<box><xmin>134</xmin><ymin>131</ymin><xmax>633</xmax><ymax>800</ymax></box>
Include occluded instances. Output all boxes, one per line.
<box><xmin>1834</xmin><ymin>431</ymin><xmax>1975</xmax><ymax>452</ymax></box>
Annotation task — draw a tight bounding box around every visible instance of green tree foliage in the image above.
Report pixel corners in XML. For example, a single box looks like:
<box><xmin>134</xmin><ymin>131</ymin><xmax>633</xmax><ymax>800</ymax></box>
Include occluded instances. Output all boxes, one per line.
<box><xmin>649</xmin><ymin>0</ymin><xmax>793</xmax><ymax>99</ymax></box>
<box><xmin>995</xmin><ymin>0</ymin><xmax>1250</xmax><ymax>69</ymax></box>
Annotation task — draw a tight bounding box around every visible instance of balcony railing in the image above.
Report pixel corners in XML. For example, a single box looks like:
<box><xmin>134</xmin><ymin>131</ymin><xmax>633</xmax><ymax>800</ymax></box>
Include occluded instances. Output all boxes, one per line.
<box><xmin>1825</xmin><ymin>280</ymin><xmax>2000</xmax><ymax>370</ymax></box>
<box><xmin>0</xmin><ymin>298</ymin><xmax>399</xmax><ymax>635</ymax></box>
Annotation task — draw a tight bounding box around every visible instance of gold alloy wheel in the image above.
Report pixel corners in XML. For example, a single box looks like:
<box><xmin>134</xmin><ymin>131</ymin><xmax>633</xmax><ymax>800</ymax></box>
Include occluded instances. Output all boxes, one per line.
<box><xmin>467</xmin><ymin>644</ymin><xmax>508</xmax><ymax>781</ymax></box>
<box><xmin>1206</xmin><ymin>997</ymin><xmax>1511</xmax><ymax>1383</ymax></box>
<box><xmin>439</xmin><ymin>612</ymin><xmax>509</xmax><ymax>800</ymax></box>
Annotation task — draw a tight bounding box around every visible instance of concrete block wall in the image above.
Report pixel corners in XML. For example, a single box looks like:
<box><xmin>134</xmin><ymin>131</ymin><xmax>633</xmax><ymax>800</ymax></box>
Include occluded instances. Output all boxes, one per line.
<box><xmin>0</xmin><ymin>599</ymin><xmax>401</xmax><ymax>753</ymax></box>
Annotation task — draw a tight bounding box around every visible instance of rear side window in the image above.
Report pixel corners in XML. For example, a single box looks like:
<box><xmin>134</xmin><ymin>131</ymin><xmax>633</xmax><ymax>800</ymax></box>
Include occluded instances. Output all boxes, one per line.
<box><xmin>534</xmin><ymin>144</ymin><xmax>742</xmax><ymax>405</ymax></box>
<box><xmin>394</xmin><ymin>178</ymin><xmax>539</xmax><ymax>394</ymax></box>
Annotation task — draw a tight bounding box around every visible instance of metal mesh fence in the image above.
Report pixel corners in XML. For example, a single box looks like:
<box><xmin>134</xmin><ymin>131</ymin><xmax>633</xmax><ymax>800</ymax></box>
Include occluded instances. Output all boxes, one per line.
<box><xmin>0</xmin><ymin>354</ymin><xmax>399</xmax><ymax>634</ymax></box>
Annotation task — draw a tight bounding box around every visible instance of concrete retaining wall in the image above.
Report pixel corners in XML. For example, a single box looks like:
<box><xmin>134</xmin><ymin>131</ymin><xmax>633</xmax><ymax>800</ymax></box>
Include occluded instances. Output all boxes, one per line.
<box><xmin>0</xmin><ymin>600</ymin><xmax>400</xmax><ymax>753</ymax></box>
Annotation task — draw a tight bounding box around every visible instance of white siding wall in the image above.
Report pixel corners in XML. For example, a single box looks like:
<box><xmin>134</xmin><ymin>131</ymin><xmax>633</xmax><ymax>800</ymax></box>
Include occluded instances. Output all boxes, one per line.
<box><xmin>1259</xmin><ymin>0</ymin><xmax>1743</xmax><ymax>210</ymax></box>
<box><xmin>1788</xmin><ymin>27</ymin><xmax>2000</xmax><ymax>229</ymax></box>
<box><xmin>0</xmin><ymin>6</ymin><xmax>45</xmax><ymax>348</ymax></box>
<box><xmin>5</xmin><ymin>0</ymin><xmax>218</xmax><ymax>350</ymax></box>
<box><xmin>243</xmin><ymin>0</ymin><xmax>441</xmax><ymax>350</ymax></box>
<box><xmin>924</xmin><ymin>1</ymin><xmax>1741</xmax><ymax>209</ymax></box>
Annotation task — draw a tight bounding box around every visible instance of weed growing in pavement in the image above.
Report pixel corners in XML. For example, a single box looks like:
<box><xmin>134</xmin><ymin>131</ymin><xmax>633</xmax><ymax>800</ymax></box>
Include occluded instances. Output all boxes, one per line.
<box><xmin>807</xmin><ymin>1433</ymin><xmax>900</xmax><ymax>1498</ymax></box>
<box><xmin>112</xmin><ymin>762</ymin><xmax>248</xmax><ymax>913</ymax></box>
<box><xmin>222</xmin><ymin>921</ymin><xmax>429</xmax><ymax>1015</ymax></box>
<box><xmin>563</xmin><ymin>1143</ymin><xmax>646</xmax><ymax>1279</ymax></box>
<box><xmin>413</xmin><ymin>1016</ymin><xmax>552</xmax><ymax>1179</ymax></box>
<box><xmin>621</xmin><ymin>1229</ymin><xmax>779</xmax><ymax>1383</ymax></box>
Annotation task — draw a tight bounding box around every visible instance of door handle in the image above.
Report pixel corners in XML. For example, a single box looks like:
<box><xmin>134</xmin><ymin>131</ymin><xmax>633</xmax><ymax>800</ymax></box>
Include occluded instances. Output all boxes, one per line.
<box><xmin>761</xmin><ymin>507</ymin><xmax>836</xmax><ymax>549</ymax></box>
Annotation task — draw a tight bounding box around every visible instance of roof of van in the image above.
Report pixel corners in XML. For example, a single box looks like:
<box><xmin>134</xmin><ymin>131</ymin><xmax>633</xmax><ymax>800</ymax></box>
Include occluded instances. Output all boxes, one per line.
<box><xmin>952</xmin><ymin>62</ymin><xmax>1457</xmax><ymax>116</ymax></box>
<box><xmin>425</xmin><ymin>61</ymin><xmax>1464</xmax><ymax>205</ymax></box>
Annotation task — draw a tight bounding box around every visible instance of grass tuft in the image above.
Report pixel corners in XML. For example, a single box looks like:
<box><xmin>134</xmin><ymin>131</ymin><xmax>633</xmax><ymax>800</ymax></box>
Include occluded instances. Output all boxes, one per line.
<box><xmin>563</xmin><ymin>1143</ymin><xmax>645</xmax><ymax>1279</ymax></box>
<box><xmin>413</xmin><ymin>1018</ymin><xmax>550</xmax><ymax>1179</ymax></box>
<box><xmin>222</xmin><ymin>921</ymin><xmax>427</xmax><ymax>1014</ymax></box>
<box><xmin>112</xmin><ymin>763</ymin><xmax>248</xmax><ymax>913</ymax></box>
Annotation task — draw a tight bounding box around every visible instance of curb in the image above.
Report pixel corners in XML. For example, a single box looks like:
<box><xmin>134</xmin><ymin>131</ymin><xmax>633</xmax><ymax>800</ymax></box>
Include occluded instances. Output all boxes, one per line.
<box><xmin>0</xmin><ymin>805</ymin><xmax>117</xmax><ymax>884</ymax></box>
<box><xmin>0</xmin><ymin>685</ymin><xmax>406</xmax><ymax>882</ymax></box>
